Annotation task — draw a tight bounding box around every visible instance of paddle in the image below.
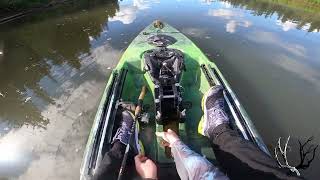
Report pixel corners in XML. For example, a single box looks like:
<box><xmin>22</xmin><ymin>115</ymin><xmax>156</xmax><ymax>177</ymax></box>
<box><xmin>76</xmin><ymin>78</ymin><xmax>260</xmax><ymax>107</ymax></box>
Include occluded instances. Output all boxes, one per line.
<box><xmin>117</xmin><ymin>85</ymin><xmax>147</xmax><ymax>180</ymax></box>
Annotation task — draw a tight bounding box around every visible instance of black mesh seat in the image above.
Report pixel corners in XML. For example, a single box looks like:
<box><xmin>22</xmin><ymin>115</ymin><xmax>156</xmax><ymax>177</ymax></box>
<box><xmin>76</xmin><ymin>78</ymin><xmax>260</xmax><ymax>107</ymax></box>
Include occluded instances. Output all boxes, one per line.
<box><xmin>144</xmin><ymin>48</ymin><xmax>186</xmax><ymax>124</ymax></box>
<box><xmin>144</xmin><ymin>48</ymin><xmax>185</xmax><ymax>85</ymax></box>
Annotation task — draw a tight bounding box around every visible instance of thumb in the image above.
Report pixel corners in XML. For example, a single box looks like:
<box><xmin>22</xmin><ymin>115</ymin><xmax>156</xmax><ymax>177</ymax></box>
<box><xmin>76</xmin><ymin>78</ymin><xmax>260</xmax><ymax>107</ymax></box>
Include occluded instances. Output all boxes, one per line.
<box><xmin>135</xmin><ymin>154</ymin><xmax>148</xmax><ymax>163</ymax></box>
<box><xmin>135</xmin><ymin>155</ymin><xmax>141</xmax><ymax>163</ymax></box>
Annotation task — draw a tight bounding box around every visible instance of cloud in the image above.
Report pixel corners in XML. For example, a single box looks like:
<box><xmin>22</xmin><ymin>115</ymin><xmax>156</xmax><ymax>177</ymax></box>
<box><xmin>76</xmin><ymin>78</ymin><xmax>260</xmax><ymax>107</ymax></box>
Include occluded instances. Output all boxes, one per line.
<box><xmin>276</xmin><ymin>20</ymin><xmax>297</xmax><ymax>31</ymax></box>
<box><xmin>276</xmin><ymin>20</ymin><xmax>318</xmax><ymax>32</ymax></box>
<box><xmin>220</xmin><ymin>1</ymin><xmax>232</xmax><ymax>8</ymax></box>
<box><xmin>0</xmin><ymin>40</ymin><xmax>3</xmax><ymax>58</ymax></box>
<box><xmin>0</xmin><ymin>48</ymin><xmax>3</xmax><ymax>55</ymax></box>
<box><xmin>109</xmin><ymin>0</ymin><xmax>150</xmax><ymax>25</ymax></box>
<box><xmin>109</xmin><ymin>5</ymin><xmax>137</xmax><ymax>24</ymax></box>
<box><xmin>208</xmin><ymin>8</ymin><xmax>252</xmax><ymax>33</ymax></box>
<box><xmin>274</xmin><ymin>54</ymin><xmax>320</xmax><ymax>90</ymax></box>
<box><xmin>226</xmin><ymin>20</ymin><xmax>236</xmax><ymax>33</ymax></box>
<box><xmin>91</xmin><ymin>43</ymin><xmax>122</xmax><ymax>69</ymax></box>
<box><xmin>181</xmin><ymin>27</ymin><xmax>208</xmax><ymax>37</ymax></box>
<box><xmin>246</xmin><ymin>31</ymin><xmax>318</xmax><ymax>90</ymax></box>
<box><xmin>247</xmin><ymin>31</ymin><xmax>306</xmax><ymax>58</ymax></box>
<box><xmin>0</xmin><ymin>77</ymin><xmax>108</xmax><ymax>179</ymax></box>
<box><xmin>243</xmin><ymin>20</ymin><xmax>252</xmax><ymax>27</ymax></box>
<box><xmin>208</xmin><ymin>9</ymin><xmax>242</xmax><ymax>19</ymax></box>
<box><xmin>200</xmin><ymin>0</ymin><xmax>215</xmax><ymax>5</ymax></box>
<box><xmin>226</xmin><ymin>20</ymin><xmax>252</xmax><ymax>33</ymax></box>
<box><xmin>133</xmin><ymin>0</ymin><xmax>150</xmax><ymax>9</ymax></box>
<box><xmin>0</xmin><ymin>41</ymin><xmax>121</xmax><ymax>179</ymax></box>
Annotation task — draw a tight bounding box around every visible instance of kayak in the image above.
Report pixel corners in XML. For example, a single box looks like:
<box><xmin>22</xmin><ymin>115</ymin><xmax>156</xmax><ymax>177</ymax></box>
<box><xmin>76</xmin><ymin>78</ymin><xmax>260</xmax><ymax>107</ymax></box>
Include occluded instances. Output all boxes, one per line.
<box><xmin>80</xmin><ymin>21</ymin><xmax>270</xmax><ymax>180</ymax></box>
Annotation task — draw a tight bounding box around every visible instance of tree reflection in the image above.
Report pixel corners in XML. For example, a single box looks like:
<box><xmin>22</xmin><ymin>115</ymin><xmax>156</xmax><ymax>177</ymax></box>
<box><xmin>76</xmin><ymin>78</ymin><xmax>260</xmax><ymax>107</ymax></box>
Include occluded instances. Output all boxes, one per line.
<box><xmin>0</xmin><ymin>0</ymin><xmax>119</xmax><ymax>130</ymax></box>
<box><xmin>222</xmin><ymin>0</ymin><xmax>320</xmax><ymax>32</ymax></box>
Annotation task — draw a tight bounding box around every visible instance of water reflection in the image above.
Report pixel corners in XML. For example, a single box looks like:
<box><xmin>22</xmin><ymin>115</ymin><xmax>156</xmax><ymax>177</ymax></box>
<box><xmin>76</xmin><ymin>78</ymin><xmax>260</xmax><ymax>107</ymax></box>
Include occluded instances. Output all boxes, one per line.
<box><xmin>208</xmin><ymin>8</ymin><xmax>252</xmax><ymax>33</ymax></box>
<box><xmin>0</xmin><ymin>0</ymin><xmax>320</xmax><ymax>179</ymax></box>
<box><xmin>276</xmin><ymin>20</ymin><xmax>316</xmax><ymax>32</ymax></box>
<box><xmin>109</xmin><ymin>0</ymin><xmax>154</xmax><ymax>24</ymax></box>
<box><xmin>201</xmin><ymin>0</ymin><xmax>215</xmax><ymax>5</ymax></box>
<box><xmin>0</xmin><ymin>0</ymin><xmax>120</xmax><ymax>178</ymax></box>
<box><xmin>0</xmin><ymin>0</ymin><xmax>119</xmax><ymax>131</ymax></box>
<box><xmin>246</xmin><ymin>31</ymin><xmax>307</xmax><ymax>58</ymax></box>
<box><xmin>221</xmin><ymin>0</ymin><xmax>320</xmax><ymax>32</ymax></box>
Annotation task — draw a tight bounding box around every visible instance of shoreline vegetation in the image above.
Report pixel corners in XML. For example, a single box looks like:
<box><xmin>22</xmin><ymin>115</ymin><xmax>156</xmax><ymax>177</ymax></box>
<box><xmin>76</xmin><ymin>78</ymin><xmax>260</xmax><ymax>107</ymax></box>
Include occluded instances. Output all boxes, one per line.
<box><xmin>1</xmin><ymin>0</ymin><xmax>320</xmax><ymax>12</ymax></box>
<box><xmin>221</xmin><ymin>0</ymin><xmax>320</xmax><ymax>32</ymax></box>
<box><xmin>1</xmin><ymin>0</ymin><xmax>320</xmax><ymax>30</ymax></box>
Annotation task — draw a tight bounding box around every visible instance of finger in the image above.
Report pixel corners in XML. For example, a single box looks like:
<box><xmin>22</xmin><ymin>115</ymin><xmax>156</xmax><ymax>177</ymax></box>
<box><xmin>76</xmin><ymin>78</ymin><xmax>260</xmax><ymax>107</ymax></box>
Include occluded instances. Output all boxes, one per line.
<box><xmin>134</xmin><ymin>157</ymin><xmax>141</xmax><ymax>165</ymax></box>
<box><xmin>160</xmin><ymin>140</ymin><xmax>170</xmax><ymax>147</ymax></box>
<box><xmin>140</xmin><ymin>156</ymin><xmax>148</xmax><ymax>162</ymax></box>
<box><xmin>145</xmin><ymin>159</ymin><xmax>155</xmax><ymax>165</ymax></box>
<box><xmin>155</xmin><ymin>131</ymin><xmax>164</xmax><ymax>138</ymax></box>
<box><xmin>135</xmin><ymin>154</ymin><xmax>148</xmax><ymax>162</ymax></box>
<box><xmin>135</xmin><ymin>154</ymin><xmax>143</xmax><ymax>160</ymax></box>
<box><xmin>135</xmin><ymin>154</ymin><xmax>143</xmax><ymax>163</ymax></box>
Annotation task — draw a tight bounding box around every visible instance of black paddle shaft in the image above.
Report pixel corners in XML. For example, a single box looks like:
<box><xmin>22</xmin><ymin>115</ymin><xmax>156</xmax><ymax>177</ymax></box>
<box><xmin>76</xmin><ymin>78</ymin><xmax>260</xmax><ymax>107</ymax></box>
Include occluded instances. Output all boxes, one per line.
<box><xmin>117</xmin><ymin>86</ymin><xmax>147</xmax><ymax>180</ymax></box>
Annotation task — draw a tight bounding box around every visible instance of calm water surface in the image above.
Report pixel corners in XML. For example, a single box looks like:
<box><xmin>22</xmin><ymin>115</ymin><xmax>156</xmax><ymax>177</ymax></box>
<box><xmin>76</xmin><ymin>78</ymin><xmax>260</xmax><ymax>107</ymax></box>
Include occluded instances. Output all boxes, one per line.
<box><xmin>0</xmin><ymin>0</ymin><xmax>320</xmax><ymax>179</ymax></box>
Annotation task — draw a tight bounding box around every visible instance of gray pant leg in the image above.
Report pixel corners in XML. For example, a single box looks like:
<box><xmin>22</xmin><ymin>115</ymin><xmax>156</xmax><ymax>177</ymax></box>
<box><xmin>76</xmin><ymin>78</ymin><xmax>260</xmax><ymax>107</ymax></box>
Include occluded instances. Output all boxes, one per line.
<box><xmin>171</xmin><ymin>140</ymin><xmax>229</xmax><ymax>180</ymax></box>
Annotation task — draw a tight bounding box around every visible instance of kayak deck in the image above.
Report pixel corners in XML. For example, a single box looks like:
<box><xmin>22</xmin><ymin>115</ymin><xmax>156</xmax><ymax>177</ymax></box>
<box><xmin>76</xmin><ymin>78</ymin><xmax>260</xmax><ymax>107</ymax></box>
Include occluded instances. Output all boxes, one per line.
<box><xmin>80</xmin><ymin>22</ymin><xmax>269</xmax><ymax>180</ymax></box>
<box><xmin>119</xmin><ymin>24</ymin><xmax>218</xmax><ymax>164</ymax></box>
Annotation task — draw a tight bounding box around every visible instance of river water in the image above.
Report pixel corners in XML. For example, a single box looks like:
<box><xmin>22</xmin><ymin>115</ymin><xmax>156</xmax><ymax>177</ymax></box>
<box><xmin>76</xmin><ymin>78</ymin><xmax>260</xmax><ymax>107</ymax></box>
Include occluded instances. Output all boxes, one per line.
<box><xmin>0</xmin><ymin>0</ymin><xmax>319</xmax><ymax>179</ymax></box>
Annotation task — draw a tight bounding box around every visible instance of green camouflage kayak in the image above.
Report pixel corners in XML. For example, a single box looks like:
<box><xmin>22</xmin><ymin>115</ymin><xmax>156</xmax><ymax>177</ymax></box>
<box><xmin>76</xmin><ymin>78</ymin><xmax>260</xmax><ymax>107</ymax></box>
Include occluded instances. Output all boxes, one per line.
<box><xmin>80</xmin><ymin>21</ymin><xmax>269</xmax><ymax>180</ymax></box>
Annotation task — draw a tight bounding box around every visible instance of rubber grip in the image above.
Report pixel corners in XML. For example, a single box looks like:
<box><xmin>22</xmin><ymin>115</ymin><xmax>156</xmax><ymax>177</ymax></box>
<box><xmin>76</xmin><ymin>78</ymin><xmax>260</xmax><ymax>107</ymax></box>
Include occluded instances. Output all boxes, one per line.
<box><xmin>135</xmin><ymin>86</ymin><xmax>147</xmax><ymax>116</ymax></box>
<box><xmin>138</xmin><ymin>86</ymin><xmax>147</xmax><ymax>100</ymax></box>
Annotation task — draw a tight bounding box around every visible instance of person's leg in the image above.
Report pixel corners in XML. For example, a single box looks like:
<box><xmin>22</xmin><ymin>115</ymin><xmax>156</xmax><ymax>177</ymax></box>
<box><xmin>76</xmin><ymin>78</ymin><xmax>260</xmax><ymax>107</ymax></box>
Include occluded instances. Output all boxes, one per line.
<box><xmin>210</xmin><ymin>124</ymin><xmax>303</xmax><ymax>180</ymax></box>
<box><xmin>93</xmin><ymin>141</ymin><xmax>125</xmax><ymax>180</ymax></box>
<box><xmin>171</xmin><ymin>139</ymin><xmax>228</xmax><ymax>180</ymax></box>
<box><xmin>93</xmin><ymin>109</ymin><xmax>140</xmax><ymax>180</ymax></box>
<box><xmin>199</xmin><ymin>85</ymin><xmax>302</xmax><ymax>180</ymax></box>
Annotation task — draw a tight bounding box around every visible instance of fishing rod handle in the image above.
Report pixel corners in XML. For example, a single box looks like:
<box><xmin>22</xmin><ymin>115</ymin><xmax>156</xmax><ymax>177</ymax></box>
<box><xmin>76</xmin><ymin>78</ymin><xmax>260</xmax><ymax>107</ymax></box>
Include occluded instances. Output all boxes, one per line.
<box><xmin>117</xmin><ymin>147</ymin><xmax>129</xmax><ymax>180</ymax></box>
<box><xmin>135</xmin><ymin>86</ymin><xmax>147</xmax><ymax>116</ymax></box>
<box><xmin>117</xmin><ymin>118</ymin><xmax>137</xmax><ymax>180</ymax></box>
<box><xmin>117</xmin><ymin>86</ymin><xmax>147</xmax><ymax>180</ymax></box>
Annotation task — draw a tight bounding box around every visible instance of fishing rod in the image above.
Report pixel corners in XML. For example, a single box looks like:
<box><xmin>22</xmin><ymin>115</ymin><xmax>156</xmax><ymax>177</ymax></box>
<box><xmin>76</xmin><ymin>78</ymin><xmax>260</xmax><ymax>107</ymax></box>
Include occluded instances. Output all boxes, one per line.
<box><xmin>117</xmin><ymin>85</ymin><xmax>147</xmax><ymax>180</ymax></box>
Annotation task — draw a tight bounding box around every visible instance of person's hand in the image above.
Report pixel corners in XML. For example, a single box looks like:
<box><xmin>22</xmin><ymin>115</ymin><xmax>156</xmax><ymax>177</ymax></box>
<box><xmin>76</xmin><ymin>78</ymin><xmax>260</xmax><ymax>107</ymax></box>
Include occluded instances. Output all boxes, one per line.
<box><xmin>155</xmin><ymin>129</ymin><xmax>180</xmax><ymax>147</ymax></box>
<box><xmin>134</xmin><ymin>154</ymin><xmax>157</xmax><ymax>179</ymax></box>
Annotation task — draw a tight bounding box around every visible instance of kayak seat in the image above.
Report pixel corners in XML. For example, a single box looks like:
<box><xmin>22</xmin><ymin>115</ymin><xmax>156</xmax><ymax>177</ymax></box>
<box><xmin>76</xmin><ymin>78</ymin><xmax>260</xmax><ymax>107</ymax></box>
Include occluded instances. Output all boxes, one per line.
<box><xmin>144</xmin><ymin>48</ymin><xmax>186</xmax><ymax>124</ymax></box>
<box><xmin>144</xmin><ymin>48</ymin><xmax>185</xmax><ymax>85</ymax></box>
<box><xmin>147</xmin><ymin>34</ymin><xmax>177</xmax><ymax>47</ymax></box>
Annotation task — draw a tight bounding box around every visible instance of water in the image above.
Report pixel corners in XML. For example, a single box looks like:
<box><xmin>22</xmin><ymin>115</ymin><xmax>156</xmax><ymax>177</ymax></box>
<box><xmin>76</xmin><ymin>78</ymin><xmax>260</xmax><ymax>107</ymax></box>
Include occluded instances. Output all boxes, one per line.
<box><xmin>0</xmin><ymin>0</ymin><xmax>319</xmax><ymax>179</ymax></box>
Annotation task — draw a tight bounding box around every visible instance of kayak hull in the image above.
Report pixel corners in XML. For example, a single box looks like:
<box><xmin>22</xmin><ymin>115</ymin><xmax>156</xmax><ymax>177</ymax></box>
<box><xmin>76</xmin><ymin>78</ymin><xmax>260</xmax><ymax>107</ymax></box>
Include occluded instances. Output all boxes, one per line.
<box><xmin>80</xmin><ymin>22</ymin><xmax>269</xmax><ymax>180</ymax></box>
